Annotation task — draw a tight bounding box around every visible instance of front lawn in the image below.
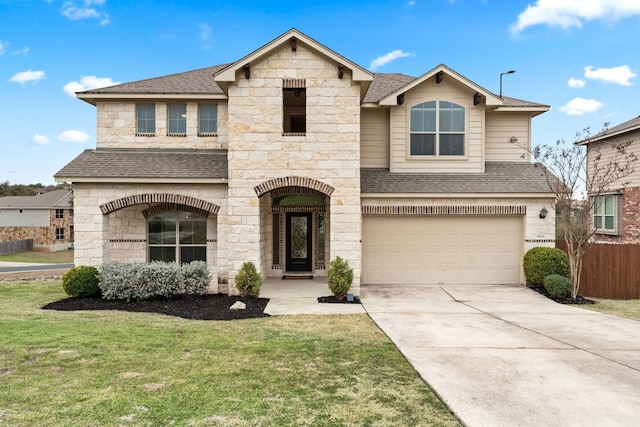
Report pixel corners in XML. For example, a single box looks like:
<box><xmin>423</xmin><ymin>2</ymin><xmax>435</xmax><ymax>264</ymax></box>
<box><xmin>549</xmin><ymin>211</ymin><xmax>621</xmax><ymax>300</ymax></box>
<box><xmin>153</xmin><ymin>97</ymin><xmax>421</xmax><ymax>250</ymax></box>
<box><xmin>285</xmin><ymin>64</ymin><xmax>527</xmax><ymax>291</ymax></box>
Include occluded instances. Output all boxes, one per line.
<box><xmin>581</xmin><ymin>298</ymin><xmax>640</xmax><ymax>322</ymax></box>
<box><xmin>0</xmin><ymin>281</ymin><xmax>460</xmax><ymax>426</ymax></box>
<box><xmin>0</xmin><ymin>249</ymin><xmax>74</xmax><ymax>264</ymax></box>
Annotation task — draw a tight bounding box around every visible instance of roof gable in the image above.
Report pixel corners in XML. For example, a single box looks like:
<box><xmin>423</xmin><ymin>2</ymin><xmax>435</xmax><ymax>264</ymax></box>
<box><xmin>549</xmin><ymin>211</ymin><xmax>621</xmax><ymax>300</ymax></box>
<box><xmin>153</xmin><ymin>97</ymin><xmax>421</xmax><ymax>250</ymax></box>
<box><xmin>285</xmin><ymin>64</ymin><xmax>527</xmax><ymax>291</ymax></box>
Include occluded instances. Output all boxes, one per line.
<box><xmin>378</xmin><ymin>64</ymin><xmax>503</xmax><ymax>107</ymax></box>
<box><xmin>578</xmin><ymin>115</ymin><xmax>640</xmax><ymax>145</ymax></box>
<box><xmin>214</xmin><ymin>28</ymin><xmax>373</xmax><ymax>90</ymax></box>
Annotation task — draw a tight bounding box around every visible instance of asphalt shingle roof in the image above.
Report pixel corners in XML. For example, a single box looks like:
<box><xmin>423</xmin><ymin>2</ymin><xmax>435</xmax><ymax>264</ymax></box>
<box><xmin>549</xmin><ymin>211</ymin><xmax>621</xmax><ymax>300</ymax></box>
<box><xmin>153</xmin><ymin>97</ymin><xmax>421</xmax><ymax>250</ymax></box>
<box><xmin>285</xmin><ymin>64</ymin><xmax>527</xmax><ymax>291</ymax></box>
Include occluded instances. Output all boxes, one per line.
<box><xmin>361</xmin><ymin>162</ymin><xmax>555</xmax><ymax>194</ymax></box>
<box><xmin>0</xmin><ymin>189</ymin><xmax>71</xmax><ymax>208</ymax></box>
<box><xmin>583</xmin><ymin>115</ymin><xmax>640</xmax><ymax>144</ymax></box>
<box><xmin>54</xmin><ymin>149</ymin><xmax>228</xmax><ymax>180</ymax></box>
<box><xmin>78</xmin><ymin>64</ymin><xmax>230</xmax><ymax>95</ymax></box>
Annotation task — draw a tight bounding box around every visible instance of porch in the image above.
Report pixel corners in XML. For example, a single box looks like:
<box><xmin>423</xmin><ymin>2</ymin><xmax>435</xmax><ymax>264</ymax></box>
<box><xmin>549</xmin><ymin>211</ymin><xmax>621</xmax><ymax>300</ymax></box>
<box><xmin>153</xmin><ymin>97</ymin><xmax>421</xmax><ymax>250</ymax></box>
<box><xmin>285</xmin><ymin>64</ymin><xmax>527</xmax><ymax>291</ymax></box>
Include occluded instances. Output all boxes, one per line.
<box><xmin>261</xmin><ymin>276</ymin><xmax>365</xmax><ymax>315</ymax></box>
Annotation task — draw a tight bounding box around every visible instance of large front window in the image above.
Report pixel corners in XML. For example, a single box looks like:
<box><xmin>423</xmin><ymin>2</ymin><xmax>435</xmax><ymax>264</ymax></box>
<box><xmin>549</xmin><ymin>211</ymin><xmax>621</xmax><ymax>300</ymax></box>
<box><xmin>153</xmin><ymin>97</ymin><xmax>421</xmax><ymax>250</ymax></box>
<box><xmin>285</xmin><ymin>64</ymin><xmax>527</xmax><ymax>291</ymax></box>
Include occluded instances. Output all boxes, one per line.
<box><xmin>410</xmin><ymin>101</ymin><xmax>465</xmax><ymax>156</ymax></box>
<box><xmin>148</xmin><ymin>211</ymin><xmax>207</xmax><ymax>263</ymax></box>
<box><xmin>593</xmin><ymin>195</ymin><xmax>618</xmax><ymax>234</ymax></box>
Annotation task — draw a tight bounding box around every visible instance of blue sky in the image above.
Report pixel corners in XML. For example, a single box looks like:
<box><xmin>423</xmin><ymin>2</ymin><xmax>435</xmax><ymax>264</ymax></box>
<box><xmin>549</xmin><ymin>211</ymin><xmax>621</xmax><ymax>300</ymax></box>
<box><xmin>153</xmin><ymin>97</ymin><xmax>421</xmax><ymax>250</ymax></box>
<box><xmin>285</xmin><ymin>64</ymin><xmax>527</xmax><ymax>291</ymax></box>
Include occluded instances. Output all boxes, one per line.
<box><xmin>2</xmin><ymin>0</ymin><xmax>640</xmax><ymax>185</ymax></box>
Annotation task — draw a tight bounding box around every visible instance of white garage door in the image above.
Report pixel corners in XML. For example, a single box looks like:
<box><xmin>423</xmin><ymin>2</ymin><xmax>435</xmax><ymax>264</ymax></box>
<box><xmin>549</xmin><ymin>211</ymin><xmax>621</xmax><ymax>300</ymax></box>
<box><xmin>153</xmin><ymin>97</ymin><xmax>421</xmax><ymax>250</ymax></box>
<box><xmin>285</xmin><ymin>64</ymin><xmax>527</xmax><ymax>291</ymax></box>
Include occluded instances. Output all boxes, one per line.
<box><xmin>362</xmin><ymin>216</ymin><xmax>523</xmax><ymax>285</ymax></box>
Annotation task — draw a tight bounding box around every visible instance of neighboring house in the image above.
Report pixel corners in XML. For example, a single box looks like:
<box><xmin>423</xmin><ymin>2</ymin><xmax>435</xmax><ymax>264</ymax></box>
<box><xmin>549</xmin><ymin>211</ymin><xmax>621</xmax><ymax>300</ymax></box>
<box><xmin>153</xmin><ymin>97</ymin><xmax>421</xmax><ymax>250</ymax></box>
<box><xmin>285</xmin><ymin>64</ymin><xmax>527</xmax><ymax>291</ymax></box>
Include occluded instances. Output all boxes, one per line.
<box><xmin>0</xmin><ymin>189</ymin><xmax>73</xmax><ymax>252</ymax></box>
<box><xmin>55</xmin><ymin>28</ymin><xmax>555</xmax><ymax>294</ymax></box>
<box><xmin>579</xmin><ymin>115</ymin><xmax>640</xmax><ymax>244</ymax></box>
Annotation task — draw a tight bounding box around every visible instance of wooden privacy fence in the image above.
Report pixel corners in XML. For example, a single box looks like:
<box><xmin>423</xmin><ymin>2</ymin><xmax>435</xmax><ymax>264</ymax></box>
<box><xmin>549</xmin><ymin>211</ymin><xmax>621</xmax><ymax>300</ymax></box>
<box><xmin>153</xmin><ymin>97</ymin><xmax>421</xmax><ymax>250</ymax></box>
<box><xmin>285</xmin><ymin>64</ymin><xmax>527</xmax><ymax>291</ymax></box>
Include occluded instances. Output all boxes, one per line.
<box><xmin>0</xmin><ymin>239</ymin><xmax>33</xmax><ymax>255</ymax></box>
<box><xmin>556</xmin><ymin>240</ymin><xmax>640</xmax><ymax>299</ymax></box>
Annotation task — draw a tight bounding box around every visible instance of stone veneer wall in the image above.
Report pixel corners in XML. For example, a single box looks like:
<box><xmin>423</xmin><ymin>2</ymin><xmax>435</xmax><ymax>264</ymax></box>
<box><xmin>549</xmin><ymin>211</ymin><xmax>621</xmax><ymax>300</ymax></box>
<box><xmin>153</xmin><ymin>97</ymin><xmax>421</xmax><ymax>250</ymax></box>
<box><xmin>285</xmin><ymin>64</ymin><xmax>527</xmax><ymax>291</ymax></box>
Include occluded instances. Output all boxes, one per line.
<box><xmin>593</xmin><ymin>187</ymin><xmax>640</xmax><ymax>244</ymax></box>
<box><xmin>225</xmin><ymin>43</ymin><xmax>362</xmax><ymax>292</ymax></box>
<box><xmin>95</xmin><ymin>102</ymin><xmax>228</xmax><ymax>150</ymax></box>
<box><xmin>73</xmin><ymin>183</ymin><xmax>227</xmax><ymax>291</ymax></box>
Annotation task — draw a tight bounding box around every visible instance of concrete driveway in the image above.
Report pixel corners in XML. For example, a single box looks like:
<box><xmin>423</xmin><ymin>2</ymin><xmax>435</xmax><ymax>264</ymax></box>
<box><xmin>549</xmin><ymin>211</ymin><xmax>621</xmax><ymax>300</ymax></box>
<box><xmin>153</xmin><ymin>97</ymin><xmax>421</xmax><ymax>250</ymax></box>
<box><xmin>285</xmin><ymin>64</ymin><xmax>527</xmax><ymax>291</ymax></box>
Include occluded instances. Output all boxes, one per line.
<box><xmin>361</xmin><ymin>285</ymin><xmax>640</xmax><ymax>427</ymax></box>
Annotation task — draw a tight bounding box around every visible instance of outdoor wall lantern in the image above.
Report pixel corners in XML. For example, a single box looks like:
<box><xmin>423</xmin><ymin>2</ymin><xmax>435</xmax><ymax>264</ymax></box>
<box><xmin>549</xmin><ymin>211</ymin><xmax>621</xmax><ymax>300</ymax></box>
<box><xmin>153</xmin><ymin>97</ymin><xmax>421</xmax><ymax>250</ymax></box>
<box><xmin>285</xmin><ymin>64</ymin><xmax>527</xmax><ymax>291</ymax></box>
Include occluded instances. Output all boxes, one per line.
<box><xmin>539</xmin><ymin>207</ymin><xmax>548</xmax><ymax>219</ymax></box>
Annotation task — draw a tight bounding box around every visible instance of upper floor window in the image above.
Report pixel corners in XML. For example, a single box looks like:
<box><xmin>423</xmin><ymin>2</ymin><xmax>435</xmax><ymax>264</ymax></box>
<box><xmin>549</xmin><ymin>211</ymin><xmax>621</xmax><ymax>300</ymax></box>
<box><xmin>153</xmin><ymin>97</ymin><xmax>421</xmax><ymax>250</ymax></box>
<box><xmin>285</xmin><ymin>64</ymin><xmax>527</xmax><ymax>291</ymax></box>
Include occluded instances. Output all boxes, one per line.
<box><xmin>55</xmin><ymin>208</ymin><xmax>64</xmax><ymax>219</ymax></box>
<box><xmin>410</xmin><ymin>101</ymin><xmax>465</xmax><ymax>156</ymax></box>
<box><xmin>283</xmin><ymin>79</ymin><xmax>306</xmax><ymax>135</ymax></box>
<box><xmin>198</xmin><ymin>104</ymin><xmax>218</xmax><ymax>136</ymax></box>
<box><xmin>168</xmin><ymin>104</ymin><xmax>187</xmax><ymax>136</ymax></box>
<box><xmin>136</xmin><ymin>104</ymin><xmax>155</xmax><ymax>136</ymax></box>
<box><xmin>148</xmin><ymin>211</ymin><xmax>207</xmax><ymax>263</ymax></box>
<box><xmin>593</xmin><ymin>194</ymin><xmax>619</xmax><ymax>234</ymax></box>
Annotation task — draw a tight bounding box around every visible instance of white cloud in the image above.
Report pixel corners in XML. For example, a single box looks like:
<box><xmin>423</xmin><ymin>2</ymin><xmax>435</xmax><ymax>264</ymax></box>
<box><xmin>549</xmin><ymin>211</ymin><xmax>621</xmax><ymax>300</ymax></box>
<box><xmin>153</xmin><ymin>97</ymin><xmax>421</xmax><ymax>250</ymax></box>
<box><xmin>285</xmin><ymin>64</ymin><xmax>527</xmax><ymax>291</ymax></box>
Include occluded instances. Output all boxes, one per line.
<box><xmin>568</xmin><ymin>77</ymin><xmax>586</xmax><ymax>88</ymax></box>
<box><xmin>58</xmin><ymin>130</ymin><xmax>91</xmax><ymax>143</ymax></box>
<box><xmin>584</xmin><ymin>65</ymin><xmax>637</xmax><ymax>86</ymax></box>
<box><xmin>559</xmin><ymin>97</ymin><xmax>603</xmax><ymax>116</ymax></box>
<box><xmin>13</xmin><ymin>47</ymin><xmax>29</xmax><ymax>55</ymax></box>
<box><xmin>370</xmin><ymin>50</ymin><xmax>413</xmax><ymax>71</ymax></box>
<box><xmin>511</xmin><ymin>0</ymin><xmax>640</xmax><ymax>34</ymax></box>
<box><xmin>9</xmin><ymin>70</ymin><xmax>45</xmax><ymax>84</ymax></box>
<box><xmin>199</xmin><ymin>23</ymin><xmax>212</xmax><ymax>41</ymax></box>
<box><xmin>0</xmin><ymin>40</ymin><xmax>6</xmax><ymax>55</ymax></box>
<box><xmin>62</xmin><ymin>0</ymin><xmax>110</xmax><ymax>25</ymax></box>
<box><xmin>32</xmin><ymin>134</ymin><xmax>51</xmax><ymax>145</ymax></box>
<box><xmin>407</xmin><ymin>0</ymin><xmax>416</xmax><ymax>6</ymax></box>
<box><xmin>63</xmin><ymin>75</ymin><xmax>120</xmax><ymax>97</ymax></box>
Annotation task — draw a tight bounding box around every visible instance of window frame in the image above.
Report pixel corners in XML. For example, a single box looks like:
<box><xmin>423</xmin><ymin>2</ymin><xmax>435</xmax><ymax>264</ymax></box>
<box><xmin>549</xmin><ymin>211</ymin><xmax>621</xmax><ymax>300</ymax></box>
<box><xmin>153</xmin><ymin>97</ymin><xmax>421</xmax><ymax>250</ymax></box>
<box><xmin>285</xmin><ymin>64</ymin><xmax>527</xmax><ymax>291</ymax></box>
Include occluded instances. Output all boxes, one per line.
<box><xmin>409</xmin><ymin>100</ymin><xmax>466</xmax><ymax>157</ymax></box>
<box><xmin>55</xmin><ymin>228</ymin><xmax>65</xmax><ymax>240</ymax></box>
<box><xmin>593</xmin><ymin>194</ymin><xmax>619</xmax><ymax>235</ymax></box>
<box><xmin>136</xmin><ymin>103</ymin><xmax>156</xmax><ymax>136</ymax></box>
<box><xmin>147</xmin><ymin>211</ymin><xmax>207</xmax><ymax>264</ymax></box>
<box><xmin>55</xmin><ymin>208</ymin><xmax>64</xmax><ymax>219</ymax></box>
<box><xmin>198</xmin><ymin>104</ymin><xmax>218</xmax><ymax>136</ymax></box>
<box><xmin>167</xmin><ymin>104</ymin><xmax>187</xmax><ymax>137</ymax></box>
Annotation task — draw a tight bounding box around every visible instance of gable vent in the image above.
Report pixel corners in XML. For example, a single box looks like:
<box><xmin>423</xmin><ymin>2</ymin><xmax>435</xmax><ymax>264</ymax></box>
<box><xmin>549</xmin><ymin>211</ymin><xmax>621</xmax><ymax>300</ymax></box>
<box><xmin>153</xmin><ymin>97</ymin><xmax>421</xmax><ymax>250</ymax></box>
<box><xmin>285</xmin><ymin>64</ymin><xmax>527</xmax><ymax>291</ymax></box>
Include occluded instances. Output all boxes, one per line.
<box><xmin>283</xmin><ymin>78</ymin><xmax>306</xmax><ymax>89</ymax></box>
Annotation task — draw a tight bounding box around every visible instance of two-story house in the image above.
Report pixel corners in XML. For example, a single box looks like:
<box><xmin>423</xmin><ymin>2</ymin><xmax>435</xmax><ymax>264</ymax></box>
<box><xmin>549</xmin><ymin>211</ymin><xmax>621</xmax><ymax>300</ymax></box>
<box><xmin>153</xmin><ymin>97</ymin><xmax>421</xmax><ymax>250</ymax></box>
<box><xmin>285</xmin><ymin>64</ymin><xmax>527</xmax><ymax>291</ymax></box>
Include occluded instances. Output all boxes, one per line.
<box><xmin>0</xmin><ymin>189</ymin><xmax>73</xmax><ymax>252</ymax></box>
<box><xmin>55</xmin><ymin>29</ymin><xmax>555</xmax><ymax>294</ymax></box>
<box><xmin>578</xmin><ymin>115</ymin><xmax>640</xmax><ymax>243</ymax></box>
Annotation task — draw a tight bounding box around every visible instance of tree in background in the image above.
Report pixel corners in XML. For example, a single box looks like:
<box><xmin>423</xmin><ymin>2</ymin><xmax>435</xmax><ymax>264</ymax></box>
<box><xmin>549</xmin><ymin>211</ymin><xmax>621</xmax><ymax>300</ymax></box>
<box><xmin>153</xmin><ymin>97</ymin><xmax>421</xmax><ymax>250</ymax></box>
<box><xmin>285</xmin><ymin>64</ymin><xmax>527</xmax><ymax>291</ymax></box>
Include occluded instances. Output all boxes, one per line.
<box><xmin>0</xmin><ymin>181</ymin><xmax>68</xmax><ymax>197</ymax></box>
<box><xmin>510</xmin><ymin>128</ymin><xmax>637</xmax><ymax>298</ymax></box>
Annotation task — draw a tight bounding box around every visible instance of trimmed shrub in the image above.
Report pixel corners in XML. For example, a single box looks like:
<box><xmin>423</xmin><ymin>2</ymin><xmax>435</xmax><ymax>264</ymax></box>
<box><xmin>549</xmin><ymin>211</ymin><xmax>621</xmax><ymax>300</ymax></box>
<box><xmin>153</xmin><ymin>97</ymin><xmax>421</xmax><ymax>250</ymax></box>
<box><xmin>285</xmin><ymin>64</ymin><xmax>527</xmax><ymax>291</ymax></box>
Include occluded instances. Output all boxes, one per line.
<box><xmin>327</xmin><ymin>256</ymin><xmax>353</xmax><ymax>300</ymax></box>
<box><xmin>235</xmin><ymin>262</ymin><xmax>263</xmax><ymax>298</ymax></box>
<box><xmin>523</xmin><ymin>247</ymin><xmax>570</xmax><ymax>288</ymax></box>
<box><xmin>62</xmin><ymin>266</ymin><xmax>100</xmax><ymax>297</ymax></box>
<box><xmin>543</xmin><ymin>274</ymin><xmax>573</xmax><ymax>299</ymax></box>
<box><xmin>98</xmin><ymin>261</ymin><xmax>211</xmax><ymax>301</ymax></box>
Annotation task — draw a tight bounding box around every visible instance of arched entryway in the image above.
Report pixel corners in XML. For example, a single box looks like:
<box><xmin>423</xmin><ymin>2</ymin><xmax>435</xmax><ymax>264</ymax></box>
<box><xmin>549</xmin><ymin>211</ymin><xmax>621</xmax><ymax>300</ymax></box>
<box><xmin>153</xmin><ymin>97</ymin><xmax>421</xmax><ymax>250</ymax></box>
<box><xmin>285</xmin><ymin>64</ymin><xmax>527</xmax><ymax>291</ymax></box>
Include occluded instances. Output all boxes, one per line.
<box><xmin>255</xmin><ymin>177</ymin><xmax>333</xmax><ymax>277</ymax></box>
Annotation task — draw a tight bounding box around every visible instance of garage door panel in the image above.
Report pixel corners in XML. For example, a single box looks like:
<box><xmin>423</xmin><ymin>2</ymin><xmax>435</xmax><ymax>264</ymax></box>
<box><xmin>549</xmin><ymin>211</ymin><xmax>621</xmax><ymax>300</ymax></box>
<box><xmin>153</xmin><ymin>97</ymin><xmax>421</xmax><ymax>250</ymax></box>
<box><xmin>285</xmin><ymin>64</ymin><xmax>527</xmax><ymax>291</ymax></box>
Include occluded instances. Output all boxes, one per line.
<box><xmin>363</xmin><ymin>216</ymin><xmax>523</xmax><ymax>285</ymax></box>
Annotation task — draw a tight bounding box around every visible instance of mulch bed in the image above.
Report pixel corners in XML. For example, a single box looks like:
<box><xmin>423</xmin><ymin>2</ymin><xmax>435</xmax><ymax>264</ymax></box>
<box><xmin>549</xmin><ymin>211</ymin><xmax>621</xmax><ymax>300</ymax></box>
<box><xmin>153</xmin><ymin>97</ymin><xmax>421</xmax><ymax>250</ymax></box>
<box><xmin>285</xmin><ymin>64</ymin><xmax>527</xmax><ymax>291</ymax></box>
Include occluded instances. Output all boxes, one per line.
<box><xmin>42</xmin><ymin>294</ymin><xmax>270</xmax><ymax>321</ymax></box>
<box><xmin>531</xmin><ymin>286</ymin><xmax>595</xmax><ymax>305</ymax></box>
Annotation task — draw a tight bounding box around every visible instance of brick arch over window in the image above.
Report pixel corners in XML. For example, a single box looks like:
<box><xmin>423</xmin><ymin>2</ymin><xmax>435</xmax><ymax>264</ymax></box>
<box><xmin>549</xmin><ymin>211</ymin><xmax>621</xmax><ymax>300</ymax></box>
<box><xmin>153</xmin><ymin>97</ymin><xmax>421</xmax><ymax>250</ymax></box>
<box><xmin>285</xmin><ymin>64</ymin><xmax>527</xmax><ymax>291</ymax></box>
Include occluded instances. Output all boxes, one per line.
<box><xmin>99</xmin><ymin>194</ymin><xmax>220</xmax><ymax>217</ymax></box>
<box><xmin>254</xmin><ymin>176</ymin><xmax>334</xmax><ymax>197</ymax></box>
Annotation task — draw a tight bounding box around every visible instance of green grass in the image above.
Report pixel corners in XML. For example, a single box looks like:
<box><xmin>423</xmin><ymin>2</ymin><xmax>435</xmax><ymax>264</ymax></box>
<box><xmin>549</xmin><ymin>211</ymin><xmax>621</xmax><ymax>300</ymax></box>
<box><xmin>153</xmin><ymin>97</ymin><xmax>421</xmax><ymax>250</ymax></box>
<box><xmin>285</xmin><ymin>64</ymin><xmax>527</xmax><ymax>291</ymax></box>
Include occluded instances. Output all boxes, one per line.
<box><xmin>0</xmin><ymin>281</ymin><xmax>460</xmax><ymax>426</ymax></box>
<box><xmin>581</xmin><ymin>298</ymin><xmax>640</xmax><ymax>322</ymax></box>
<box><xmin>0</xmin><ymin>249</ymin><xmax>73</xmax><ymax>264</ymax></box>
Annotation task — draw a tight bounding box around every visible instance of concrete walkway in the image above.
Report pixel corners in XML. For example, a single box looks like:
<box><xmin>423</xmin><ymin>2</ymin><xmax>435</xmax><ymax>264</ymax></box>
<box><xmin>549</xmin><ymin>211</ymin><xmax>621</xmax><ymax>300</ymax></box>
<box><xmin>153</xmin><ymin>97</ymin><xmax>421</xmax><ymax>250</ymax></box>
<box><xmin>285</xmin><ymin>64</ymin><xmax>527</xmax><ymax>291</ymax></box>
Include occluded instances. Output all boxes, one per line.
<box><xmin>361</xmin><ymin>284</ymin><xmax>640</xmax><ymax>427</ymax></box>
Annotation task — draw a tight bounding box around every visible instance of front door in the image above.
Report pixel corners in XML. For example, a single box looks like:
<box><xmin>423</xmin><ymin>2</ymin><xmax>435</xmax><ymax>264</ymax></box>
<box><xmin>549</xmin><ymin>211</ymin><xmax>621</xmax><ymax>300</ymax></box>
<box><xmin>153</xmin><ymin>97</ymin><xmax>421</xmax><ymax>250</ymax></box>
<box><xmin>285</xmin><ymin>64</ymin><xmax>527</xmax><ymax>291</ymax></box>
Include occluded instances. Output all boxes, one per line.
<box><xmin>286</xmin><ymin>212</ymin><xmax>312</xmax><ymax>272</ymax></box>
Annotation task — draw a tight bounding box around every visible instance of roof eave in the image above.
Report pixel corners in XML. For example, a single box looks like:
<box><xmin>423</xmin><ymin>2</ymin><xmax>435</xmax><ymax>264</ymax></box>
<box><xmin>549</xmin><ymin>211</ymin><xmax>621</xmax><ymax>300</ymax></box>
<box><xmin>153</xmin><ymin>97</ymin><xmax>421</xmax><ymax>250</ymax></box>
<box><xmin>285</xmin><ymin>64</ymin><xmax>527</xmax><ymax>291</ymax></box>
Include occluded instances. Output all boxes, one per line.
<box><xmin>76</xmin><ymin>93</ymin><xmax>228</xmax><ymax>106</ymax></box>
<box><xmin>577</xmin><ymin>124</ymin><xmax>640</xmax><ymax>145</ymax></box>
<box><xmin>54</xmin><ymin>176</ymin><xmax>228</xmax><ymax>184</ymax></box>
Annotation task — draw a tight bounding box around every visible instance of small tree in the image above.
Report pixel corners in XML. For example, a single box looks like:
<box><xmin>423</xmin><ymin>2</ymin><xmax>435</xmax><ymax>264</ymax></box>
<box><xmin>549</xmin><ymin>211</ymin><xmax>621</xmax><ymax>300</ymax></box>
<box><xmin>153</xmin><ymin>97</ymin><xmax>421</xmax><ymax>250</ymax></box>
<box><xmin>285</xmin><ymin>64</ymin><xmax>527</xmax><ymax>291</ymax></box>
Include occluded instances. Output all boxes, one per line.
<box><xmin>327</xmin><ymin>256</ymin><xmax>353</xmax><ymax>300</ymax></box>
<box><xmin>510</xmin><ymin>128</ymin><xmax>637</xmax><ymax>298</ymax></box>
<box><xmin>235</xmin><ymin>262</ymin><xmax>263</xmax><ymax>298</ymax></box>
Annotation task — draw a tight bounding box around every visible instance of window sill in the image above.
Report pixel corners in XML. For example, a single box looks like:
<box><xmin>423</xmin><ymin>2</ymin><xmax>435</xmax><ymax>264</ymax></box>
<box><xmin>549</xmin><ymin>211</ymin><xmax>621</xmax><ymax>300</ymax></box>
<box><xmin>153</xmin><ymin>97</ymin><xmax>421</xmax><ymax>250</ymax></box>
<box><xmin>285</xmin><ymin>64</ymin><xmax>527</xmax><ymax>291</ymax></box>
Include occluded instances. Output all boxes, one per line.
<box><xmin>136</xmin><ymin>133</ymin><xmax>155</xmax><ymax>137</ymax></box>
<box><xmin>198</xmin><ymin>133</ymin><xmax>218</xmax><ymax>137</ymax></box>
<box><xmin>283</xmin><ymin>132</ymin><xmax>306</xmax><ymax>137</ymax></box>
<box><xmin>593</xmin><ymin>229</ymin><xmax>619</xmax><ymax>236</ymax></box>
<box><xmin>406</xmin><ymin>155</ymin><xmax>469</xmax><ymax>161</ymax></box>
<box><xmin>167</xmin><ymin>133</ymin><xmax>187</xmax><ymax>137</ymax></box>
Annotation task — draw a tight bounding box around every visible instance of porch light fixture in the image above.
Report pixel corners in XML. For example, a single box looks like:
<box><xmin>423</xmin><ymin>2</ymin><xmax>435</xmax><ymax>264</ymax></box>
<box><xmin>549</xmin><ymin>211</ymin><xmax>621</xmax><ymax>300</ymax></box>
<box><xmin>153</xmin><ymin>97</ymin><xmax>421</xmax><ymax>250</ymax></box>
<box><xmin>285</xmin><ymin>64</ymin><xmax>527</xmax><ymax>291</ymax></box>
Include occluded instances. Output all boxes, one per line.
<box><xmin>473</xmin><ymin>92</ymin><xmax>482</xmax><ymax>105</ymax></box>
<box><xmin>435</xmin><ymin>71</ymin><xmax>444</xmax><ymax>84</ymax></box>
<box><xmin>499</xmin><ymin>70</ymin><xmax>515</xmax><ymax>98</ymax></box>
<box><xmin>539</xmin><ymin>207</ymin><xmax>548</xmax><ymax>219</ymax></box>
<box><xmin>338</xmin><ymin>65</ymin><xmax>344</xmax><ymax>79</ymax></box>
<box><xmin>244</xmin><ymin>64</ymin><xmax>250</xmax><ymax>79</ymax></box>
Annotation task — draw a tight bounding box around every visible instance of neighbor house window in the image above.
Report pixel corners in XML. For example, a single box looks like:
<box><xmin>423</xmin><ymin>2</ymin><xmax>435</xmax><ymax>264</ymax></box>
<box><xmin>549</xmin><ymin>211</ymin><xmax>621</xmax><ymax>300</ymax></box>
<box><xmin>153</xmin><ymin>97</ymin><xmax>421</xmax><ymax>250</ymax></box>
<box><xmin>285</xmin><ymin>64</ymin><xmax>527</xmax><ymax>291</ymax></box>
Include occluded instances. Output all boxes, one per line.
<box><xmin>198</xmin><ymin>104</ymin><xmax>218</xmax><ymax>136</ymax></box>
<box><xmin>593</xmin><ymin>195</ymin><xmax>619</xmax><ymax>234</ymax></box>
<box><xmin>410</xmin><ymin>101</ymin><xmax>465</xmax><ymax>156</ymax></box>
<box><xmin>55</xmin><ymin>228</ymin><xmax>65</xmax><ymax>240</ymax></box>
<box><xmin>55</xmin><ymin>209</ymin><xmax>64</xmax><ymax>219</ymax></box>
<box><xmin>136</xmin><ymin>104</ymin><xmax>156</xmax><ymax>135</ymax></box>
<box><xmin>168</xmin><ymin>104</ymin><xmax>187</xmax><ymax>136</ymax></box>
<box><xmin>148</xmin><ymin>211</ymin><xmax>207</xmax><ymax>263</ymax></box>
<box><xmin>283</xmin><ymin>79</ymin><xmax>306</xmax><ymax>135</ymax></box>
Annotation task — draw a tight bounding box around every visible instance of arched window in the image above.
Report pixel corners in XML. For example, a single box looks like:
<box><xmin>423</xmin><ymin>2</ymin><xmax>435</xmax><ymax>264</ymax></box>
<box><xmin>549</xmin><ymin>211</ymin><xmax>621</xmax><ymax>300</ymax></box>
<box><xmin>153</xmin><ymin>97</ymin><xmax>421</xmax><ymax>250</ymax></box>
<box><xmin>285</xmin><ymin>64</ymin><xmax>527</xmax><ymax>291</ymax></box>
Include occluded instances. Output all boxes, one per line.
<box><xmin>410</xmin><ymin>101</ymin><xmax>465</xmax><ymax>156</ymax></box>
<box><xmin>148</xmin><ymin>211</ymin><xmax>206</xmax><ymax>263</ymax></box>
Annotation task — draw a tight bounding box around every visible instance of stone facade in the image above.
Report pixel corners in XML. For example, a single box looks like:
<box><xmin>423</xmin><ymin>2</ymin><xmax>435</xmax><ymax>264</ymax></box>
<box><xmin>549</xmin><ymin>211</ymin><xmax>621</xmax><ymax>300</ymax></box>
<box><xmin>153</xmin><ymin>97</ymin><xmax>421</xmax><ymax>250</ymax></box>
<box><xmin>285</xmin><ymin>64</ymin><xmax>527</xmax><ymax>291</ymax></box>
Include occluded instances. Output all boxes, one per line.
<box><xmin>0</xmin><ymin>208</ymin><xmax>72</xmax><ymax>252</ymax></box>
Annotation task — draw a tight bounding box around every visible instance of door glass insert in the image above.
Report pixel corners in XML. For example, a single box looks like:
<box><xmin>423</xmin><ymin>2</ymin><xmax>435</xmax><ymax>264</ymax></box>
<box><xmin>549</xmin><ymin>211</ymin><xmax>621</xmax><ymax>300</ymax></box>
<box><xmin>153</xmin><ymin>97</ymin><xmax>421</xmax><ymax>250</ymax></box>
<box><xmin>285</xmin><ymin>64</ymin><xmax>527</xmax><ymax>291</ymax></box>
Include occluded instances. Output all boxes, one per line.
<box><xmin>290</xmin><ymin>216</ymin><xmax>308</xmax><ymax>258</ymax></box>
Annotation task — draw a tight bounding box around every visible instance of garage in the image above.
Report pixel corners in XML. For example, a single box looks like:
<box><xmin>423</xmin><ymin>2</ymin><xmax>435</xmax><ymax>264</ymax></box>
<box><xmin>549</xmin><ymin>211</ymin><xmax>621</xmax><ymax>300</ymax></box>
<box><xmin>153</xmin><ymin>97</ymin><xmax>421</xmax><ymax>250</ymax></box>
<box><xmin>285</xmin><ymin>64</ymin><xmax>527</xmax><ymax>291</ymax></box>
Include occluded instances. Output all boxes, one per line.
<box><xmin>362</xmin><ymin>215</ymin><xmax>523</xmax><ymax>285</ymax></box>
